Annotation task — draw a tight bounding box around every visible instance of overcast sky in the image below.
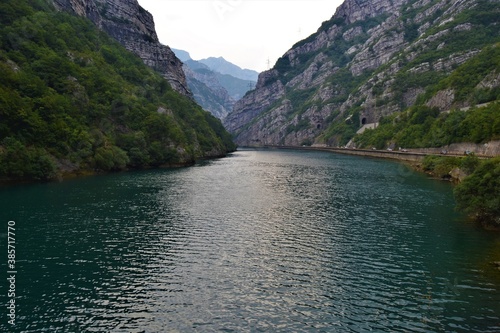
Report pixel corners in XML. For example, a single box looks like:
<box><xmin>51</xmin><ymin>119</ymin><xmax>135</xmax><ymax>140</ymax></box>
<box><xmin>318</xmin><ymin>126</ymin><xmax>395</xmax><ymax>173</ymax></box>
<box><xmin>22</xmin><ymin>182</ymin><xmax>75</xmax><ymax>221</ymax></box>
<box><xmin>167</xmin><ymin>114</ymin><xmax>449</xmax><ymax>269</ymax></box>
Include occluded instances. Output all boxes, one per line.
<box><xmin>137</xmin><ymin>0</ymin><xmax>344</xmax><ymax>72</ymax></box>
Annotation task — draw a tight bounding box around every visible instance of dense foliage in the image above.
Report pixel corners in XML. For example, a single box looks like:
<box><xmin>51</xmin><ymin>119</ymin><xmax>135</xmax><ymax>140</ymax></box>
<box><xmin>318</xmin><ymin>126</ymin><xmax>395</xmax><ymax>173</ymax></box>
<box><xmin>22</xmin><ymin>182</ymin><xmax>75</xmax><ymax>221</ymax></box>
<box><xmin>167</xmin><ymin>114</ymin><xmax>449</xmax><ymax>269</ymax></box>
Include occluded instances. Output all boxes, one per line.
<box><xmin>454</xmin><ymin>157</ymin><xmax>500</xmax><ymax>228</ymax></box>
<box><xmin>417</xmin><ymin>154</ymin><xmax>499</xmax><ymax>227</ymax></box>
<box><xmin>0</xmin><ymin>0</ymin><xmax>235</xmax><ymax>181</ymax></box>
<box><xmin>421</xmin><ymin>154</ymin><xmax>480</xmax><ymax>178</ymax></box>
<box><xmin>354</xmin><ymin>103</ymin><xmax>500</xmax><ymax>149</ymax></box>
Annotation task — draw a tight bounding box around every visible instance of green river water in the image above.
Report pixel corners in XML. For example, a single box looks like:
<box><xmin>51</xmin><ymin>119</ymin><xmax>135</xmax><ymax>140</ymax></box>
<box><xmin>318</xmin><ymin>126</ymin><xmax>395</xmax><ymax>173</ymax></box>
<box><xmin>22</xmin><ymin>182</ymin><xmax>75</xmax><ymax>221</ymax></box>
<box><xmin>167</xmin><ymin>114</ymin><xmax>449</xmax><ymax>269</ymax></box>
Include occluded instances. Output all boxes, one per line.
<box><xmin>1</xmin><ymin>148</ymin><xmax>499</xmax><ymax>332</ymax></box>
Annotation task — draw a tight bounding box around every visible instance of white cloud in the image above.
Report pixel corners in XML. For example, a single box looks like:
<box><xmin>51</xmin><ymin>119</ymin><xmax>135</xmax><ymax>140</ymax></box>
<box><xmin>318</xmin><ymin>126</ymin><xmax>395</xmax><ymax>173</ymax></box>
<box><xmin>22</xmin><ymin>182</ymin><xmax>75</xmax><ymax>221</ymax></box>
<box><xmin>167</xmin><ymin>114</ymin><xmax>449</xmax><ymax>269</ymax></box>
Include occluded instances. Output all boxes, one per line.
<box><xmin>137</xmin><ymin>0</ymin><xmax>344</xmax><ymax>72</ymax></box>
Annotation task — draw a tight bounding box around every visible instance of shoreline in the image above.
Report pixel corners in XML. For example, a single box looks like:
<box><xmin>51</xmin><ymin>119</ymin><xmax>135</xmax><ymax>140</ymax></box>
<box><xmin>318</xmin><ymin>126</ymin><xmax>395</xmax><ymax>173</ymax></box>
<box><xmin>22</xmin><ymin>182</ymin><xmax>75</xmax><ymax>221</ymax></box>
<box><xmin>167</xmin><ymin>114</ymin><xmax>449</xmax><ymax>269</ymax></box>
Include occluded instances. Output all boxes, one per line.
<box><xmin>246</xmin><ymin>145</ymin><xmax>495</xmax><ymax>161</ymax></box>
<box><xmin>0</xmin><ymin>152</ymin><xmax>234</xmax><ymax>187</ymax></box>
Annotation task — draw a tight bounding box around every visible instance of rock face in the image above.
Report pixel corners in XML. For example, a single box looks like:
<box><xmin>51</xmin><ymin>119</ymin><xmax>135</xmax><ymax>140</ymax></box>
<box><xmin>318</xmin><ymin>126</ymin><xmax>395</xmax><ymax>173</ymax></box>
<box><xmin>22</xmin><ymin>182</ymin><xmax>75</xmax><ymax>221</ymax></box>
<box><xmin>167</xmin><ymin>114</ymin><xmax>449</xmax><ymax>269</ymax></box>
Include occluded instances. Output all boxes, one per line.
<box><xmin>224</xmin><ymin>0</ymin><xmax>500</xmax><ymax>146</ymax></box>
<box><xmin>52</xmin><ymin>0</ymin><xmax>191</xmax><ymax>96</ymax></box>
<box><xmin>183</xmin><ymin>61</ymin><xmax>236</xmax><ymax>119</ymax></box>
<box><xmin>335</xmin><ymin>0</ymin><xmax>406</xmax><ymax>24</ymax></box>
<box><xmin>224</xmin><ymin>69</ymin><xmax>285</xmax><ymax>136</ymax></box>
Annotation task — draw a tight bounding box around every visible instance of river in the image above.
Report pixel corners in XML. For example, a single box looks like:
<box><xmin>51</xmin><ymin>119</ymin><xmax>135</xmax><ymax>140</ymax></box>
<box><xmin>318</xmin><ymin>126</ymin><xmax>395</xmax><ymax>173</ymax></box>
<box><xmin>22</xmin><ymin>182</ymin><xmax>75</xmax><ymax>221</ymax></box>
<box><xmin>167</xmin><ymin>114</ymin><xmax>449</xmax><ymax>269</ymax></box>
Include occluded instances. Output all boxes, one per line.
<box><xmin>1</xmin><ymin>148</ymin><xmax>499</xmax><ymax>332</ymax></box>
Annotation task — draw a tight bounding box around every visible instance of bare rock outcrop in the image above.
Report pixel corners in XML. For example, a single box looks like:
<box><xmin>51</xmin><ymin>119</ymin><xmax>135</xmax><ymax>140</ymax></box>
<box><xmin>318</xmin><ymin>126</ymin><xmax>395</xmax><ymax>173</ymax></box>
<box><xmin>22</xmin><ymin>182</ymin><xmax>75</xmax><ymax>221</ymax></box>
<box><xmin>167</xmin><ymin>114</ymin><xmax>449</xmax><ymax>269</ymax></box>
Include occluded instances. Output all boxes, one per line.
<box><xmin>335</xmin><ymin>0</ymin><xmax>406</xmax><ymax>24</ymax></box>
<box><xmin>224</xmin><ymin>70</ymin><xmax>285</xmax><ymax>135</ymax></box>
<box><xmin>53</xmin><ymin>0</ymin><xmax>191</xmax><ymax>96</ymax></box>
<box><xmin>224</xmin><ymin>0</ymin><xmax>497</xmax><ymax>147</ymax></box>
<box><xmin>183</xmin><ymin>65</ymin><xmax>235</xmax><ymax>119</ymax></box>
<box><xmin>225</xmin><ymin>0</ymin><xmax>409</xmax><ymax>145</ymax></box>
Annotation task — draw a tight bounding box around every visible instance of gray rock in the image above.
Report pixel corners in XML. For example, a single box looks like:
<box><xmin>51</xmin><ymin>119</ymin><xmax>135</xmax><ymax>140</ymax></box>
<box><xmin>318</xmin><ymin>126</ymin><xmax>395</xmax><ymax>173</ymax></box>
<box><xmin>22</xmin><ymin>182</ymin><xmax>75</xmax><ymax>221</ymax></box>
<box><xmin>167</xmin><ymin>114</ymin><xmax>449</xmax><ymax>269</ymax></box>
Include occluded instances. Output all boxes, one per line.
<box><xmin>224</xmin><ymin>0</ymin><xmax>498</xmax><ymax>147</ymax></box>
<box><xmin>53</xmin><ymin>0</ymin><xmax>191</xmax><ymax>97</ymax></box>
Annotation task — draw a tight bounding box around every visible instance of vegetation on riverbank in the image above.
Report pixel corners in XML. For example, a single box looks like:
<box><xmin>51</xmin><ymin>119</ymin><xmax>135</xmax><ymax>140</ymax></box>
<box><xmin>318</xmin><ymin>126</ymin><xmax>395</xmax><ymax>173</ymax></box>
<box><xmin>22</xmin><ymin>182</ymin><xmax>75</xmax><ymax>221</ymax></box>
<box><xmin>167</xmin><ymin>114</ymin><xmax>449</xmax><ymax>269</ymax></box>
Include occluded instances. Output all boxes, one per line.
<box><xmin>0</xmin><ymin>0</ymin><xmax>236</xmax><ymax>182</ymax></box>
<box><xmin>353</xmin><ymin>42</ymin><xmax>500</xmax><ymax>149</ymax></box>
<box><xmin>348</xmin><ymin>44</ymin><xmax>500</xmax><ymax>229</ymax></box>
<box><xmin>419</xmin><ymin>154</ymin><xmax>500</xmax><ymax>229</ymax></box>
<box><xmin>454</xmin><ymin>157</ymin><xmax>500</xmax><ymax>229</ymax></box>
<box><xmin>354</xmin><ymin>102</ymin><xmax>500</xmax><ymax>150</ymax></box>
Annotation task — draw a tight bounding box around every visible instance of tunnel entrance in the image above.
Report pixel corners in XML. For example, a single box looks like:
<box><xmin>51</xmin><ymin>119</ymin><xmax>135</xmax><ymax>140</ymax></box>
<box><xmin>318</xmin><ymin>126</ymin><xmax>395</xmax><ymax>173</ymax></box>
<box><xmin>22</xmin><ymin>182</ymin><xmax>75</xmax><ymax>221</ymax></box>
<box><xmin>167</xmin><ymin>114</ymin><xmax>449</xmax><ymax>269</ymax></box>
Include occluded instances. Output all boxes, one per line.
<box><xmin>361</xmin><ymin>117</ymin><xmax>367</xmax><ymax>125</ymax></box>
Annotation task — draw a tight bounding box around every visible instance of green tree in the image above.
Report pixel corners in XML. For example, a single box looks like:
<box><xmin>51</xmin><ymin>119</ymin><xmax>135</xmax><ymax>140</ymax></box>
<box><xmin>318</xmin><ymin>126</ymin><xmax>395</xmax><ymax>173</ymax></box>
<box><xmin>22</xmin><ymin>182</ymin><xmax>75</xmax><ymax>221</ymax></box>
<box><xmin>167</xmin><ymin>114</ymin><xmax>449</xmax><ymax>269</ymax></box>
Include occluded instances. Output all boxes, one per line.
<box><xmin>0</xmin><ymin>137</ymin><xmax>57</xmax><ymax>180</ymax></box>
<box><xmin>0</xmin><ymin>0</ymin><xmax>235</xmax><ymax>181</ymax></box>
<box><xmin>454</xmin><ymin>157</ymin><xmax>500</xmax><ymax>227</ymax></box>
<box><xmin>93</xmin><ymin>146</ymin><xmax>129</xmax><ymax>171</ymax></box>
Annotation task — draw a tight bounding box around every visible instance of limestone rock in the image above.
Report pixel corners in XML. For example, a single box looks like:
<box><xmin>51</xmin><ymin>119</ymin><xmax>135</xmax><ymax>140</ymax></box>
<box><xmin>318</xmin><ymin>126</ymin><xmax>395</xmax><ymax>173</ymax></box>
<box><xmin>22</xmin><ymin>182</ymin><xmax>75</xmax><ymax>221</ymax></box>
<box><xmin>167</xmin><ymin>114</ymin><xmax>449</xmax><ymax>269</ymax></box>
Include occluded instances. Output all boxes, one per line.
<box><xmin>223</xmin><ymin>72</ymin><xmax>285</xmax><ymax>135</ymax></box>
<box><xmin>335</xmin><ymin>0</ymin><xmax>406</xmax><ymax>24</ymax></box>
<box><xmin>53</xmin><ymin>0</ymin><xmax>191</xmax><ymax>96</ymax></box>
<box><xmin>224</xmin><ymin>0</ymin><xmax>497</xmax><ymax>147</ymax></box>
<box><xmin>183</xmin><ymin>64</ymin><xmax>235</xmax><ymax>119</ymax></box>
<box><xmin>449</xmin><ymin>167</ymin><xmax>468</xmax><ymax>183</ymax></box>
<box><xmin>427</xmin><ymin>89</ymin><xmax>456</xmax><ymax>111</ymax></box>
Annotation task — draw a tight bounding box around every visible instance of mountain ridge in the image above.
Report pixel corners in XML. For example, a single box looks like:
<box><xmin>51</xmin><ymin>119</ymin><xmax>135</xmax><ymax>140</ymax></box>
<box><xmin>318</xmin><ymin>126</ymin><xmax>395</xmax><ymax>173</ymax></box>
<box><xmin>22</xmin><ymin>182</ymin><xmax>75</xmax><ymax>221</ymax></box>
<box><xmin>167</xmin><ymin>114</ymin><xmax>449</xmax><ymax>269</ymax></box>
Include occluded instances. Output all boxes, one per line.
<box><xmin>52</xmin><ymin>0</ymin><xmax>191</xmax><ymax>96</ymax></box>
<box><xmin>198</xmin><ymin>56</ymin><xmax>259</xmax><ymax>82</ymax></box>
<box><xmin>172</xmin><ymin>48</ymin><xmax>257</xmax><ymax>119</ymax></box>
<box><xmin>224</xmin><ymin>0</ymin><xmax>500</xmax><ymax>147</ymax></box>
<box><xmin>0</xmin><ymin>0</ymin><xmax>235</xmax><ymax>181</ymax></box>
<box><xmin>182</xmin><ymin>60</ymin><xmax>236</xmax><ymax>120</ymax></box>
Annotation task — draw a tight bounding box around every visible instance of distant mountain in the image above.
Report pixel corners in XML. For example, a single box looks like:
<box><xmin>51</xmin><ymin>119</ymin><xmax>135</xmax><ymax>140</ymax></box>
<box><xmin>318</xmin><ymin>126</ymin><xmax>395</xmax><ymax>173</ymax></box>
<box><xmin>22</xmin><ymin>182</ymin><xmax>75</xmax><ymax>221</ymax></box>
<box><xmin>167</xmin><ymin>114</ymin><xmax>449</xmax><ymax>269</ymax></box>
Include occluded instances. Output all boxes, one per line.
<box><xmin>198</xmin><ymin>57</ymin><xmax>259</xmax><ymax>82</ymax></box>
<box><xmin>172</xmin><ymin>49</ymin><xmax>257</xmax><ymax>119</ymax></box>
<box><xmin>182</xmin><ymin>59</ymin><xmax>255</xmax><ymax>100</ymax></box>
<box><xmin>183</xmin><ymin>60</ymin><xmax>235</xmax><ymax>120</ymax></box>
<box><xmin>171</xmin><ymin>48</ymin><xmax>192</xmax><ymax>62</ymax></box>
<box><xmin>216</xmin><ymin>73</ymin><xmax>255</xmax><ymax>101</ymax></box>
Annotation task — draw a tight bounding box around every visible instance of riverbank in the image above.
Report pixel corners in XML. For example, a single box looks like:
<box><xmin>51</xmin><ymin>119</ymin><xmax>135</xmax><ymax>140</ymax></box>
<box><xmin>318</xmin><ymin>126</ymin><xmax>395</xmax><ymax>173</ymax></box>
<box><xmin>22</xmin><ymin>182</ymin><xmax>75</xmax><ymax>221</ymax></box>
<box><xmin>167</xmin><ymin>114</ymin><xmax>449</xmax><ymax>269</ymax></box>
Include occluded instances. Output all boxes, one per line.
<box><xmin>244</xmin><ymin>145</ymin><xmax>456</xmax><ymax>183</ymax></box>
<box><xmin>258</xmin><ymin>145</ymin><xmax>442</xmax><ymax>162</ymax></box>
<box><xmin>0</xmin><ymin>151</ymin><xmax>234</xmax><ymax>187</ymax></box>
<box><xmin>257</xmin><ymin>144</ymin><xmax>498</xmax><ymax>160</ymax></box>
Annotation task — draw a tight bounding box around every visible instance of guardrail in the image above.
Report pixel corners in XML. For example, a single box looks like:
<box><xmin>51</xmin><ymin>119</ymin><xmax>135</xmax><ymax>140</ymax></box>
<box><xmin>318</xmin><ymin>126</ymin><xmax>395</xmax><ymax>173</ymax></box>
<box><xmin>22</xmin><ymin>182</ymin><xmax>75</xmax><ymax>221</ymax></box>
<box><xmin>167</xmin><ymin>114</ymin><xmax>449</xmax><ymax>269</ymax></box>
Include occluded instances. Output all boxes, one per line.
<box><xmin>250</xmin><ymin>146</ymin><xmax>493</xmax><ymax>162</ymax></box>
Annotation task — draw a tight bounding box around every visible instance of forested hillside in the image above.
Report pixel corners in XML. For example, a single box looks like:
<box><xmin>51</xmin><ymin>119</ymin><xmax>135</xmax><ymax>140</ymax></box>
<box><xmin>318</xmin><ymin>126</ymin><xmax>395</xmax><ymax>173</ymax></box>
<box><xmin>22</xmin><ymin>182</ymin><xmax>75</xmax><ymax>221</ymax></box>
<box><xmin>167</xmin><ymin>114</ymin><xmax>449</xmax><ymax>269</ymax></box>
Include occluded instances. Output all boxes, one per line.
<box><xmin>354</xmin><ymin>43</ymin><xmax>500</xmax><ymax>149</ymax></box>
<box><xmin>0</xmin><ymin>0</ymin><xmax>235</xmax><ymax>181</ymax></box>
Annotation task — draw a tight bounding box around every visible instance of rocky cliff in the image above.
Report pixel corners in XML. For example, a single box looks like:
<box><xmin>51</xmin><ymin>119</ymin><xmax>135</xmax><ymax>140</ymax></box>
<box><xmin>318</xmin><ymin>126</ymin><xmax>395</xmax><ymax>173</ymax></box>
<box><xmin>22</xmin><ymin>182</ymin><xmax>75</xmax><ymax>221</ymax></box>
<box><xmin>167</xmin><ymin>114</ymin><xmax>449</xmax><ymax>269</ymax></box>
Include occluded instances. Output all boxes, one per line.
<box><xmin>183</xmin><ymin>61</ymin><xmax>236</xmax><ymax>119</ymax></box>
<box><xmin>52</xmin><ymin>0</ymin><xmax>191</xmax><ymax>96</ymax></box>
<box><xmin>224</xmin><ymin>0</ymin><xmax>500</xmax><ymax>146</ymax></box>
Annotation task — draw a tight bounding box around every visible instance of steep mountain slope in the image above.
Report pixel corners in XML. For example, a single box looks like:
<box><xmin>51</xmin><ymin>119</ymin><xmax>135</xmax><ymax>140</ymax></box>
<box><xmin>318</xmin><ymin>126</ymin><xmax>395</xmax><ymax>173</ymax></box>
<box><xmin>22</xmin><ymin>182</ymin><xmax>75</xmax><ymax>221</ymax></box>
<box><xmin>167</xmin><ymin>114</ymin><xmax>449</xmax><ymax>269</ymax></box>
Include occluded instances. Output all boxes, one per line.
<box><xmin>217</xmin><ymin>73</ymin><xmax>256</xmax><ymax>101</ymax></box>
<box><xmin>52</xmin><ymin>0</ymin><xmax>191</xmax><ymax>96</ymax></box>
<box><xmin>183</xmin><ymin>60</ymin><xmax>235</xmax><ymax>120</ymax></box>
<box><xmin>0</xmin><ymin>0</ymin><xmax>235</xmax><ymax>181</ymax></box>
<box><xmin>224</xmin><ymin>0</ymin><xmax>500</xmax><ymax>147</ymax></box>
<box><xmin>172</xmin><ymin>49</ymin><xmax>257</xmax><ymax>119</ymax></box>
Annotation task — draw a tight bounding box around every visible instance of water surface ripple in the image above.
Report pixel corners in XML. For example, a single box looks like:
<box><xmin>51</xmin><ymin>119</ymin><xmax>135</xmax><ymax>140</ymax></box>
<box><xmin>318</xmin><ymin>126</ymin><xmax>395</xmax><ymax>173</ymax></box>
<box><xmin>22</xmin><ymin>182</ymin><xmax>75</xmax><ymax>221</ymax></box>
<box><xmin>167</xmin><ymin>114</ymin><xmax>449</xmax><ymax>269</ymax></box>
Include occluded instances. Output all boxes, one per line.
<box><xmin>1</xmin><ymin>149</ymin><xmax>499</xmax><ymax>332</ymax></box>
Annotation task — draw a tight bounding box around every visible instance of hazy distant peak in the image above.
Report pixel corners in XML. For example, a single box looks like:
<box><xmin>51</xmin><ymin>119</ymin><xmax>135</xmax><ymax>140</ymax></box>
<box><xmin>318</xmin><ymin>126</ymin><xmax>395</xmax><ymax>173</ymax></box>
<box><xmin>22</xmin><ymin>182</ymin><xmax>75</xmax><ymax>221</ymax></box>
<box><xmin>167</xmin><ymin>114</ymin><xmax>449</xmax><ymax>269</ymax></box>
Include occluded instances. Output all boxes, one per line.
<box><xmin>184</xmin><ymin>59</ymin><xmax>210</xmax><ymax>71</ymax></box>
<box><xmin>172</xmin><ymin>48</ymin><xmax>192</xmax><ymax>62</ymax></box>
<box><xmin>198</xmin><ymin>57</ymin><xmax>259</xmax><ymax>81</ymax></box>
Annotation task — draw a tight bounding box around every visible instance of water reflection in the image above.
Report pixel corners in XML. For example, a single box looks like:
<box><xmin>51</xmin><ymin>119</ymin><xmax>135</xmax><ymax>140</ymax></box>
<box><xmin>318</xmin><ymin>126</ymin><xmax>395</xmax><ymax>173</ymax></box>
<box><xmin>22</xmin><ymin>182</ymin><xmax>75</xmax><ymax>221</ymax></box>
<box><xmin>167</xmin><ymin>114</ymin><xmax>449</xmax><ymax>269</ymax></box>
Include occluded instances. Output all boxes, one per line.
<box><xmin>0</xmin><ymin>149</ymin><xmax>499</xmax><ymax>332</ymax></box>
